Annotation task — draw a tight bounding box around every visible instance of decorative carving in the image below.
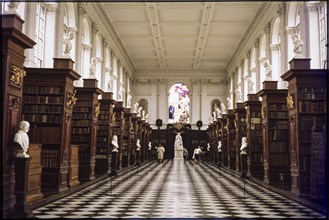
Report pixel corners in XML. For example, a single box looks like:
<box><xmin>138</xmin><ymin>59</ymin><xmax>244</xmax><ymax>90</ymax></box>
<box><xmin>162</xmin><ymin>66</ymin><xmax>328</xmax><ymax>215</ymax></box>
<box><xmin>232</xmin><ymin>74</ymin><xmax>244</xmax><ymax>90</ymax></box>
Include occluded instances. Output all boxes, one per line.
<box><xmin>111</xmin><ymin>112</ymin><xmax>116</xmax><ymax>125</ymax></box>
<box><xmin>10</xmin><ymin>64</ymin><xmax>26</xmax><ymax>87</ymax></box>
<box><xmin>8</xmin><ymin>96</ymin><xmax>19</xmax><ymax>111</ymax></box>
<box><xmin>66</xmin><ymin>90</ymin><xmax>77</xmax><ymax>108</ymax></box>
<box><xmin>262</xmin><ymin>107</ymin><xmax>266</xmax><ymax>119</ymax></box>
<box><xmin>94</xmin><ymin>102</ymin><xmax>100</xmax><ymax>118</ymax></box>
<box><xmin>286</xmin><ymin>93</ymin><xmax>294</xmax><ymax>109</ymax></box>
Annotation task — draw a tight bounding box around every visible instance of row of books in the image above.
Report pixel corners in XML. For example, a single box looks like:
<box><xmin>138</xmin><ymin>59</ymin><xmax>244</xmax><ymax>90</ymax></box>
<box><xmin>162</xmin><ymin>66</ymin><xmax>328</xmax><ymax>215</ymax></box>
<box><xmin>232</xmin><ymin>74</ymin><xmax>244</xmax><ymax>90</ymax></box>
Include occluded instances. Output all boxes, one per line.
<box><xmin>23</xmin><ymin>86</ymin><xmax>63</xmax><ymax>94</ymax></box>
<box><xmin>268</xmin><ymin>104</ymin><xmax>288</xmax><ymax>111</ymax></box>
<box><xmin>299</xmin><ymin>93</ymin><xmax>326</xmax><ymax>100</ymax></box>
<box><xmin>22</xmin><ymin>114</ymin><xmax>62</xmax><ymax>124</ymax></box>
<box><xmin>299</xmin><ymin>101</ymin><xmax>326</xmax><ymax>113</ymax></box>
<box><xmin>41</xmin><ymin>149</ymin><xmax>59</xmax><ymax>168</ymax></box>
<box><xmin>269</xmin><ymin>154</ymin><xmax>289</xmax><ymax>166</ymax></box>
<box><xmin>71</xmin><ymin>127</ymin><xmax>91</xmax><ymax>134</ymax></box>
<box><xmin>71</xmin><ymin>135</ymin><xmax>91</xmax><ymax>142</ymax></box>
<box><xmin>269</xmin><ymin>130</ymin><xmax>289</xmax><ymax>141</ymax></box>
<box><xmin>22</xmin><ymin>105</ymin><xmax>62</xmax><ymax>113</ymax></box>
<box><xmin>72</xmin><ymin>106</ymin><xmax>92</xmax><ymax>112</ymax></box>
<box><xmin>268</xmin><ymin>120</ymin><xmax>289</xmax><ymax>129</ymax></box>
<box><xmin>23</xmin><ymin>95</ymin><xmax>63</xmax><ymax>104</ymax></box>
<box><xmin>72</xmin><ymin>113</ymin><xmax>92</xmax><ymax>119</ymax></box>
<box><xmin>268</xmin><ymin>142</ymin><xmax>289</xmax><ymax>152</ymax></box>
<box><xmin>268</xmin><ymin>111</ymin><xmax>288</xmax><ymax>119</ymax></box>
<box><xmin>72</xmin><ymin>120</ymin><xmax>92</xmax><ymax>126</ymax></box>
<box><xmin>298</xmin><ymin>87</ymin><xmax>326</xmax><ymax>94</ymax></box>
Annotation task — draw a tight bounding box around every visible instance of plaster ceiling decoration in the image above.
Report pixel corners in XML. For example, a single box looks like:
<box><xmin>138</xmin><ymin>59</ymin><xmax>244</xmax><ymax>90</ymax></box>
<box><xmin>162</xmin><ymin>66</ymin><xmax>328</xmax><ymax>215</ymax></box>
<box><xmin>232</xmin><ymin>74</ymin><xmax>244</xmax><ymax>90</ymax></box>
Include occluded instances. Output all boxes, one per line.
<box><xmin>99</xmin><ymin>2</ymin><xmax>267</xmax><ymax>73</ymax></box>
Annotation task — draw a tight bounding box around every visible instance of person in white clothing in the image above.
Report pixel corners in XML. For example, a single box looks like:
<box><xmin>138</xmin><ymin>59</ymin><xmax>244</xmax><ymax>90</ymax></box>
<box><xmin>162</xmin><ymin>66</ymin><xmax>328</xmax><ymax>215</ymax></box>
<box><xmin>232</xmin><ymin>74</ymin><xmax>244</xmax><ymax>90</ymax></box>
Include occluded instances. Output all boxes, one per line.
<box><xmin>192</xmin><ymin>146</ymin><xmax>202</xmax><ymax>164</ymax></box>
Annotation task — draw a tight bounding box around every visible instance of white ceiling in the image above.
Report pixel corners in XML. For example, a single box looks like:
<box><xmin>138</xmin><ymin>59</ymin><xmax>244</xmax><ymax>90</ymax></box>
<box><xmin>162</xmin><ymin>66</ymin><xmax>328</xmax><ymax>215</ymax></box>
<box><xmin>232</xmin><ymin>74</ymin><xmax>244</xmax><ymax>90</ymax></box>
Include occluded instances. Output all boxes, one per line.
<box><xmin>100</xmin><ymin>2</ymin><xmax>265</xmax><ymax>73</ymax></box>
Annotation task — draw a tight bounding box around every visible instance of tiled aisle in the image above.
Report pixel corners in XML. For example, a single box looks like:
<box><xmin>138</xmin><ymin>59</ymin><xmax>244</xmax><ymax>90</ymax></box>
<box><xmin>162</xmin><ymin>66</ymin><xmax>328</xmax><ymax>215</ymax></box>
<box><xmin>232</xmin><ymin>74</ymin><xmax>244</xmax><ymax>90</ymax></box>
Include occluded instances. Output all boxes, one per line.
<box><xmin>33</xmin><ymin>160</ymin><xmax>326</xmax><ymax>218</ymax></box>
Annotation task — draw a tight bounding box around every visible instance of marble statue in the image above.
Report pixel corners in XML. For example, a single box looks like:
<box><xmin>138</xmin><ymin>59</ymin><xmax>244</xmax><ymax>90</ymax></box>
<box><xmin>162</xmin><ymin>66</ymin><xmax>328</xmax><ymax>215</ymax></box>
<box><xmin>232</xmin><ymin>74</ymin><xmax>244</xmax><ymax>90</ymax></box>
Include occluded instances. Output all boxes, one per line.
<box><xmin>14</xmin><ymin>121</ymin><xmax>30</xmax><ymax>158</ymax></box>
<box><xmin>111</xmin><ymin>135</ymin><xmax>119</xmax><ymax>152</ymax></box>
<box><xmin>240</xmin><ymin>137</ymin><xmax>248</xmax><ymax>155</ymax></box>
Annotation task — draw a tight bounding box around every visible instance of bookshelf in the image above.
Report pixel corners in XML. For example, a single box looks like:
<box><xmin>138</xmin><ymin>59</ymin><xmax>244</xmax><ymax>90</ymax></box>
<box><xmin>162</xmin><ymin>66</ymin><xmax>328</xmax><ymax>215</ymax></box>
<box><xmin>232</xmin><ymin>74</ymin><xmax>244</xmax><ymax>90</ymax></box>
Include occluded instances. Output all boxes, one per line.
<box><xmin>220</xmin><ymin>114</ymin><xmax>228</xmax><ymax>167</ymax></box>
<box><xmin>95</xmin><ymin>92</ymin><xmax>116</xmax><ymax>177</ymax></box>
<box><xmin>244</xmin><ymin>94</ymin><xmax>263</xmax><ymax>180</ymax></box>
<box><xmin>2</xmin><ymin>14</ymin><xmax>35</xmax><ymax>216</ymax></box>
<box><xmin>214</xmin><ymin>120</ymin><xmax>221</xmax><ymax>163</ymax></box>
<box><xmin>146</xmin><ymin>124</ymin><xmax>152</xmax><ymax>161</ymax></box>
<box><xmin>281</xmin><ymin>58</ymin><xmax>327</xmax><ymax>197</ymax></box>
<box><xmin>71</xmin><ymin>78</ymin><xmax>103</xmax><ymax>183</ymax></box>
<box><xmin>23</xmin><ymin>58</ymin><xmax>80</xmax><ymax>194</ymax></box>
<box><xmin>122</xmin><ymin>108</ymin><xmax>132</xmax><ymax>168</ymax></box>
<box><xmin>234</xmin><ymin>102</ymin><xmax>247</xmax><ymax>172</ymax></box>
<box><xmin>257</xmin><ymin>81</ymin><xmax>289</xmax><ymax>186</ymax></box>
<box><xmin>130</xmin><ymin>113</ymin><xmax>138</xmax><ymax>165</ymax></box>
<box><xmin>136</xmin><ymin>116</ymin><xmax>143</xmax><ymax>163</ymax></box>
<box><xmin>311</xmin><ymin>126</ymin><xmax>327</xmax><ymax>204</ymax></box>
<box><xmin>113</xmin><ymin>101</ymin><xmax>125</xmax><ymax>170</ymax></box>
<box><xmin>227</xmin><ymin>109</ymin><xmax>236</xmax><ymax>170</ymax></box>
<box><xmin>141</xmin><ymin>120</ymin><xmax>147</xmax><ymax>163</ymax></box>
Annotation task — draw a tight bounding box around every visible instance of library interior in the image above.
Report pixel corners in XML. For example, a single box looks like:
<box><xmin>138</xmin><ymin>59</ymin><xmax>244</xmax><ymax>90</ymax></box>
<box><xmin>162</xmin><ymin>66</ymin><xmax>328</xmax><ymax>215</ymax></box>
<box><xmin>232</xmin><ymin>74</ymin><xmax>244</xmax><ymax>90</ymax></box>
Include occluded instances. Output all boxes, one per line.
<box><xmin>2</xmin><ymin>1</ymin><xmax>328</xmax><ymax>219</ymax></box>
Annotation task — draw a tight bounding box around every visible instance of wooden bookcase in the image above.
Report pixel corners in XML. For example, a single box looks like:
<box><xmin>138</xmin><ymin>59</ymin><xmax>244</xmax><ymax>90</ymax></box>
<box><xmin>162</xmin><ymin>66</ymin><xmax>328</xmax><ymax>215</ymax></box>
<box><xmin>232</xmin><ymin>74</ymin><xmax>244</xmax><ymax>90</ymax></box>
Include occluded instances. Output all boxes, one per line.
<box><xmin>136</xmin><ymin>116</ymin><xmax>143</xmax><ymax>162</ymax></box>
<box><xmin>23</xmin><ymin>59</ymin><xmax>80</xmax><ymax>194</ymax></box>
<box><xmin>220</xmin><ymin>114</ymin><xmax>228</xmax><ymax>167</ymax></box>
<box><xmin>257</xmin><ymin>81</ymin><xmax>289</xmax><ymax>186</ymax></box>
<box><xmin>95</xmin><ymin>92</ymin><xmax>115</xmax><ymax>177</ymax></box>
<box><xmin>130</xmin><ymin>113</ymin><xmax>137</xmax><ymax>165</ymax></box>
<box><xmin>281</xmin><ymin>58</ymin><xmax>327</xmax><ymax>197</ymax></box>
<box><xmin>2</xmin><ymin>14</ymin><xmax>35</xmax><ymax>217</ymax></box>
<box><xmin>141</xmin><ymin>120</ymin><xmax>147</xmax><ymax>163</ymax></box>
<box><xmin>214</xmin><ymin>120</ymin><xmax>221</xmax><ymax>163</ymax></box>
<box><xmin>122</xmin><ymin>108</ymin><xmax>132</xmax><ymax>168</ymax></box>
<box><xmin>71</xmin><ymin>79</ymin><xmax>103</xmax><ymax>183</ymax></box>
<box><xmin>227</xmin><ymin>109</ymin><xmax>236</xmax><ymax>170</ymax></box>
<box><xmin>244</xmin><ymin>94</ymin><xmax>263</xmax><ymax>180</ymax></box>
<box><xmin>311</xmin><ymin>126</ymin><xmax>327</xmax><ymax>204</ymax></box>
<box><xmin>234</xmin><ymin>102</ymin><xmax>247</xmax><ymax>172</ymax></box>
<box><xmin>113</xmin><ymin>101</ymin><xmax>125</xmax><ymax>170</ymax></box>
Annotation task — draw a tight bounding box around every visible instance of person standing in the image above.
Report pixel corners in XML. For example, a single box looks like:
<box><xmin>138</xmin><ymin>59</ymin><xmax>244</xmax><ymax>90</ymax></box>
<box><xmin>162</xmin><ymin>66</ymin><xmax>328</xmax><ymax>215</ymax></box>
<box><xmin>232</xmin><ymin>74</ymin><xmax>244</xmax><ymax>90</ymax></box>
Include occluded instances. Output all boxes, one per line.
<box><xmin>183</xmin><ymin>147</ymin><xmax>189</xmax><ymax>161</ymax></box>
<box><xmin>192</xmin><ymin>146</ymin><xmax>202</xmax><ymax>164</ymax></box>
<box><xmin>157</xmin><ymin>143</ymin><xmax>165</xmax><ymax>164</ymax></box>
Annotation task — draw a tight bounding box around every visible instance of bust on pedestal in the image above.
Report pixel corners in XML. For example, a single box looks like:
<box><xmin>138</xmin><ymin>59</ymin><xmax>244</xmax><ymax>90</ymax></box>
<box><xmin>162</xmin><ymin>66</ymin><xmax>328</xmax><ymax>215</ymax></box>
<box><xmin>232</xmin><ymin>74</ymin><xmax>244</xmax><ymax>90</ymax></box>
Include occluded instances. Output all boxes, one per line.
<box><xmin>110</xmin><ymin>135</ymin><xmax>119</xmax><ymax>176</ymax></box>
<box><xmin>240</xmin><ymin>137</ymin><xmax>248</xmax><ymax>176</ymax></box>
<box><xmin>14</xmin><ymin>121</ymin><xmax>30</xmax><ymax>158</ymax></box>
<box><xmin>136</xmin><ymin>139</ymin><xmax>141</xmax><ymax>166</ymax></box>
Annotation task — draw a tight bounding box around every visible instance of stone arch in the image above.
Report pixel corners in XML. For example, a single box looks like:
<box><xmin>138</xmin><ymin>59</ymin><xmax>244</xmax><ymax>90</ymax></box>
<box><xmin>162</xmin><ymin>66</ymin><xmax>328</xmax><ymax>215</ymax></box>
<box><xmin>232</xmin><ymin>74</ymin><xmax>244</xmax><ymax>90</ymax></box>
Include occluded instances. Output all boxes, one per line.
<box><xmin>138</xmin><ymin>98</ymin><xmax>149</xmax><ymax>115</ymax></box>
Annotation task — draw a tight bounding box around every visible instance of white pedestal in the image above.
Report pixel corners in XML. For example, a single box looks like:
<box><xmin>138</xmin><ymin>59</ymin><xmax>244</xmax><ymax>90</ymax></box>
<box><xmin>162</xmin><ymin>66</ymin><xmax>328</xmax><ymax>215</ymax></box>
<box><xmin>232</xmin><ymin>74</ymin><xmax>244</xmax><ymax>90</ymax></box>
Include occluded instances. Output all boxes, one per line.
<box><xmin>174</xmin><ymin>148</ymin><xmax>184</xmax><ymax>160</ymax></box>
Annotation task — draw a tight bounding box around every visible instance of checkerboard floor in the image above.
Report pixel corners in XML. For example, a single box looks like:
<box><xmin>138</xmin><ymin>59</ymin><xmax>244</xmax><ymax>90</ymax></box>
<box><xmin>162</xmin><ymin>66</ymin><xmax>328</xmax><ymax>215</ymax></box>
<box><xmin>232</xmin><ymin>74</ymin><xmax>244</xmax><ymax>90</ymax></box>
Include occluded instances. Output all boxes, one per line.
<box><xmin>33</xmin><ymin>160</ymin><xmax>327</xmax><ymax>218</ymax></box>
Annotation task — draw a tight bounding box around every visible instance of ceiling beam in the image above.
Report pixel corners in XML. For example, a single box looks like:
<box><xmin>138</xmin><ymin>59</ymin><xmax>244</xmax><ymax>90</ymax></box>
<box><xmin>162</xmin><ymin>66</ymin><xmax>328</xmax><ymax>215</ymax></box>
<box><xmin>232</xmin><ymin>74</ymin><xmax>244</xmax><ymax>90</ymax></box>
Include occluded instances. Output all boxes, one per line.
<box><xmin>192</xmin><ymin>2</ymin><xmax>216</xmax><ymax>70</ymax></box>
<box><xmin>146</xmin><ymin>3</ymin><xmax>166</xmax><ymax>69</ymax></box>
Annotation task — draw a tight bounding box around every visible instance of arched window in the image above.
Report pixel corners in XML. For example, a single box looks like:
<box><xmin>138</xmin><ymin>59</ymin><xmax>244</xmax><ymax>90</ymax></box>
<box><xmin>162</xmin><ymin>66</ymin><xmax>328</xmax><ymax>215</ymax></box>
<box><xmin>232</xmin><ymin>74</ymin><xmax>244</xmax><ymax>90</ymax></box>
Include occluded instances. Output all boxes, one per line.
<box><xmin>168</xmin><ymin>83</ymin><xmax>190</xmax><ymax>124</ymax></box>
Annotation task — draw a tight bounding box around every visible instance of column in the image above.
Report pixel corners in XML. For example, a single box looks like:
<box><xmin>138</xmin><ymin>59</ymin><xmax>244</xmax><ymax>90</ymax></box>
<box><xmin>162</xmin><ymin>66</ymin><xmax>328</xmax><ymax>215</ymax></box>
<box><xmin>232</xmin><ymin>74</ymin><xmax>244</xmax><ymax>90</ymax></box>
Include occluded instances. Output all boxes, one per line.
<box><xmin>191</xmin><ymin>78</ymin><xmax>200</xmax><ymax>124</ymax></box>
<box><xmin>150</xmin><ymin>78</ymin><xmax>158</xmax><ymax>123</ymax></box>
<box><xmin>305</xmin><ymin>2</ymin><xmax>321</xmax><ymax>68</ymax></box>
<box><xmin>44</xmin><ymin>3</ymin><xmax>59</xmax><ymax>68</ymax></box>
<box><xmin>158</xmin><ymin>78</ymin><xmax>167</xmax><ymax>123</ymax></box>
<box><xmin>201</xmin><ymin>78</ymin><xmax>208</xmax><ymax>126</ymax></box>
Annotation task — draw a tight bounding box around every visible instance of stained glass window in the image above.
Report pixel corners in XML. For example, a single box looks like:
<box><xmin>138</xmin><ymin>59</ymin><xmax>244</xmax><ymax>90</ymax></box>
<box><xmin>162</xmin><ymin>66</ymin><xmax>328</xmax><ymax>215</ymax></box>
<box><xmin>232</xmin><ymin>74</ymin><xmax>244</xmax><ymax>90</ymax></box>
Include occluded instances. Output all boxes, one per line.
<box><xmin>168</xmin><ymin>83</ymin><xmax>190</xmax><ymax>124</ymax></box>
